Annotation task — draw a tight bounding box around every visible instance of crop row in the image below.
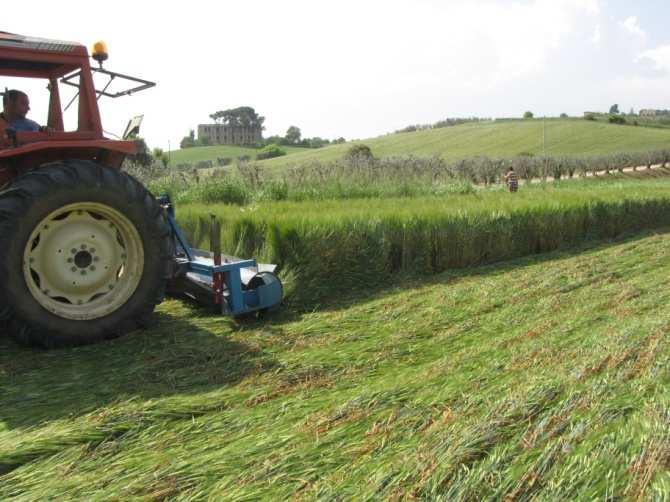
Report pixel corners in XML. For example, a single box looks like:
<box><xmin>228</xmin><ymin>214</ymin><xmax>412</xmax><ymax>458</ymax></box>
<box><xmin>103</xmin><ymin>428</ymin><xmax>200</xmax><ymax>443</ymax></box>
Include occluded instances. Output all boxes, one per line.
<box><xmin>175</xmin><ymin>180</ymin><xmax>670</xmax><ymax>304</ymax></box>
<box><xmin>128</xmin><ymin>149</ymin><xmax>670</xmax><ymax>205</ymax></box>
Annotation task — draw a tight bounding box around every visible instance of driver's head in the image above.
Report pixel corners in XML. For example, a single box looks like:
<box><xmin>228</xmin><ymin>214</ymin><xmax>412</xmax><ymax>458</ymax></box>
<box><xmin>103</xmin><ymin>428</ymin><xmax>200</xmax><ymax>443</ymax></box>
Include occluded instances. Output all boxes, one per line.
<box><xmin>2</xmin><ymin>90</ymin><xmax>30</xmax><ymax>119</ymax></box>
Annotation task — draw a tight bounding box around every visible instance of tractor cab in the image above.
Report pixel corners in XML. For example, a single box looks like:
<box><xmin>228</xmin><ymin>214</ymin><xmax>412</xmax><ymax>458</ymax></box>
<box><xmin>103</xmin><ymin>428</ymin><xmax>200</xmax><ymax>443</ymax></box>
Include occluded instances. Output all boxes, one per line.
<box><xmin>0</xmin><ymin>32</ymin><xmax>153</xmax><ymax>186</ymax></box>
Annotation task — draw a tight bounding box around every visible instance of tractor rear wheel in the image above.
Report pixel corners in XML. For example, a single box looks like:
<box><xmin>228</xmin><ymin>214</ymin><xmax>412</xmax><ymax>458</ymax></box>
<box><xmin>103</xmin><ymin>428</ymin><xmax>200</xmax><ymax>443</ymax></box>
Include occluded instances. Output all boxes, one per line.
<box><xmin>0</xmin><ymin>160</ymin><xmax>172</xmax><ymax>347</ymax></box>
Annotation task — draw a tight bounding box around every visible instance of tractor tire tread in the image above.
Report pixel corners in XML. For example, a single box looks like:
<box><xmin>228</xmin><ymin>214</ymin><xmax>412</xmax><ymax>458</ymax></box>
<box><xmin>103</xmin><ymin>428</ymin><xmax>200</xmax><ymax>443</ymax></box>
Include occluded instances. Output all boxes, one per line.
<box><xmin>0</xmin><ymin>160</ymin><xmax>172</xmax><ymax>347</ymax></box>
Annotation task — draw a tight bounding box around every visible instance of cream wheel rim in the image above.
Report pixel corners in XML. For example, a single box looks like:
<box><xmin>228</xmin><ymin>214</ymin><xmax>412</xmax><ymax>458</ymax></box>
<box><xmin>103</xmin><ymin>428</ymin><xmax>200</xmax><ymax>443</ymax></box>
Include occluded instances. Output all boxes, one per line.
<box><xmin>22</xmin><ymin>202</ymin><xmax>144</xmax><ymax>321</ymax></box>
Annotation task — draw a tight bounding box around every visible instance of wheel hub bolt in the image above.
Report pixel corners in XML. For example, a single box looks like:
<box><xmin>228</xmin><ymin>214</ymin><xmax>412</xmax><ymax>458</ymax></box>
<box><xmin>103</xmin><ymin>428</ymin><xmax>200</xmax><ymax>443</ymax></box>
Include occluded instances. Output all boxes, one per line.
<box><xmin>67</xmin><ymin>258</ymin><xmax>73</xmax><ymax>263</ymax></box>
<box><xmin>71</xmin><ymin>266</ymin><xmax>77</xmax><ymax>272</ymax></box>
<box><xmin>81</xmin><ymin>244</ymin><xmax>87</xmax><ymax>250</ymax></box>
<box><xmin>71</xmin><ymin>248</ymin><xmax>77</xmax><ymax>254</ymax></box>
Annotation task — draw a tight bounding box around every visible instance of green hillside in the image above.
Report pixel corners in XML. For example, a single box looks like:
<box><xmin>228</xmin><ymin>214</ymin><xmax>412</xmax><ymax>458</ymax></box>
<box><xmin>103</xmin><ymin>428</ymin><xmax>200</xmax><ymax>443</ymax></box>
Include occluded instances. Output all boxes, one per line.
<box><xmin>168</xmin><ymin>120</ymin><xmax>670</xmax><ymax>170</ymax></box>
<box><xmin>168</xmin><ymin>144</ymin><xmax>306</xmax><ymax>167</ymax></box>
<box><xmin>259</xmin><ymin>119</ymin><xmax>670</xmax><ymax>170</ymax></box>
<box><xmin>2</xmin><ymin>229</ymin><xmax>668</xmax><ymax>499</ymax></box>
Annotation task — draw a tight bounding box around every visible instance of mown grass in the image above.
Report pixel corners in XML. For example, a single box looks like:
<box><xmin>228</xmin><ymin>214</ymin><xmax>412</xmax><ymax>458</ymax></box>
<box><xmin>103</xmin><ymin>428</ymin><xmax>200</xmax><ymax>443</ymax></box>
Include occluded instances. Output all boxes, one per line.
<box><xmin>176</xmin><ymin>177</ymin><xmax>670</xmax><ymax>304</ymax></box>
<box><xmin>1</xmin><ymin>228</ymin><xmax>668</xmax><ymax>499</ymax></box>
<box><xmin>258</xmin><ymin>119</ymin><xmax>670</xmax><ymax>171</ymax></box>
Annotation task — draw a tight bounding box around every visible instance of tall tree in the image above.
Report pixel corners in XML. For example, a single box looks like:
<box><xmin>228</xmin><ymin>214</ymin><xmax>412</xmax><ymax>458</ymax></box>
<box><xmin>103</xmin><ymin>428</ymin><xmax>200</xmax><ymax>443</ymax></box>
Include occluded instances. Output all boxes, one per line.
<box><xmin>609</xmin><ymin>104</ymin><xmax>620</xmax><ymax>114</ymax></box>
<box><xmin>285</xmin><ymin>125</ymin><xmax>302</xmax><ymax>144</ymax></box>
<box><xmin>209</xmin><ymin>107</ymin><xmax>265</xmax><ymax>129</ymax></box>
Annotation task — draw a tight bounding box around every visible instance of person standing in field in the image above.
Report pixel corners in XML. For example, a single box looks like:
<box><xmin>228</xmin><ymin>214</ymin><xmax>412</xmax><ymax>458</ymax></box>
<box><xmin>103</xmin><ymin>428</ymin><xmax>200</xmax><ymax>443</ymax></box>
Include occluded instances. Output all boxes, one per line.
<box><xmin>503</xmin><ymin>166</ymin><xmax>518</xmax><ymax>193</ymax></box>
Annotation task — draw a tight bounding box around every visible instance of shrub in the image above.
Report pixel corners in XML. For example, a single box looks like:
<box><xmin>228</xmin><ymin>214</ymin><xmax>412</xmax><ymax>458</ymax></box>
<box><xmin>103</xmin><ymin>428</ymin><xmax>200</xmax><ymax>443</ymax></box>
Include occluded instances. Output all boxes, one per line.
<box><xmin>345</xmin><ymin>144</ymin><xmax>374</xmax><ymax>161</ymax></box>
<box><xmin>512</xmin><ymin>155</ymin><xmax>537</xmax><ymax>182</ymax></box>
<box><xmin>609</xmin><ymin>115</ymin><xmax>626</xmax><ymax>125</ymax></box>
<box><xmin>257</xmin><ymin>180</ymin><xmax>290</xmax><ymax>201</ymax></box>
<box><xmin>256</xmin><ymin>144</ymin><xmax>287</xmax><ymax>160</ymax></box>
<box><xmin>195</xmin><ymin>160</ymin><xmax>213</xmax><ymax>169</ymax></box>
<box><xmin>175</xmin><ymin>178</ymin><xmax>250</xmax><ymax>205</ymax></box>
<box><xmin>523</xmin><ymin>111</ymin><xmax>534</xmax><ymax>119</ymax></box>
<box><xmin>584</xmin><ymin>113</ymin><xmax>597</xmax><ymax>121</ymax></box>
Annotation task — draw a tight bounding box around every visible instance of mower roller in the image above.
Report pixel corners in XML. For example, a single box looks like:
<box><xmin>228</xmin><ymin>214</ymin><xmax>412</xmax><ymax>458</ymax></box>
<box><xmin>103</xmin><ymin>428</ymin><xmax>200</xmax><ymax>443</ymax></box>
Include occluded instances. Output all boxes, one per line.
<box><xmin>0</xmin><ymin>33</ymin><xmax>282</xmax><ymax>347</ymax></box>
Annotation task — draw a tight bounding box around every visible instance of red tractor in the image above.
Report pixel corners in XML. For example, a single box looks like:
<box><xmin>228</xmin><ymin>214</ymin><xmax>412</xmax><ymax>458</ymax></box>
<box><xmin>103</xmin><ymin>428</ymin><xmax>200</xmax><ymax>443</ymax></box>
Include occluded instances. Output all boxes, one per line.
<box><xmin>0</xmin><ymin>33</ymin><xmax>282</xmax><ymax>347</ymax></box>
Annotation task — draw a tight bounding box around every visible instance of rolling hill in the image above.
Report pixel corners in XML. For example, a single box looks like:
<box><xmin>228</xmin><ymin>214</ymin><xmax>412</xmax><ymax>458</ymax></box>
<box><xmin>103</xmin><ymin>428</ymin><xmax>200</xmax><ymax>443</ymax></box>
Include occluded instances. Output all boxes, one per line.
<box><xmin>169</xmin><ymin>119</ymin><xmax>670</xmax><ymax>171</ymax></box>
<box><xmin>258</xmin><ymin>119</ymin><xmax>670</xmax><ymax>171</ymax></box>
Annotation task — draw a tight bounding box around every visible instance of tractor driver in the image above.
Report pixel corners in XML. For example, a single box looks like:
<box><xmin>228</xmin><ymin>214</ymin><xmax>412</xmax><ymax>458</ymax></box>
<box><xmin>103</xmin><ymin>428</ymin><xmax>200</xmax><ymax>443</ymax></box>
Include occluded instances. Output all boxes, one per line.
<box><xmin>1</xmin><ymin>89</ymin><xmax>46</xmax><ymax>136</ymax></box>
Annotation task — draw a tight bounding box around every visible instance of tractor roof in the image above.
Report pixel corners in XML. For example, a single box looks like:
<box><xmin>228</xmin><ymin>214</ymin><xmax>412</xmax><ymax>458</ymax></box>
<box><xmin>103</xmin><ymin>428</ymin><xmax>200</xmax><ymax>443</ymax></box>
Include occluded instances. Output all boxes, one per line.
<box><xmin>0</xmin><ymin>32</ymin><xmax>84</xmax><ymax>53</ymax></box>
<box><xmin>0</xmin><ymin>32</ymin><xmax>89</xmax><ymax>78</ymax></box>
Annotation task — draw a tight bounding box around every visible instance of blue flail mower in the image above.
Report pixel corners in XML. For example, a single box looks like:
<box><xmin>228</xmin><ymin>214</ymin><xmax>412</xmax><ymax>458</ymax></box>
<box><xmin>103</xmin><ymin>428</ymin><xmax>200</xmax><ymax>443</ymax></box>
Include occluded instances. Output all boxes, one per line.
<box><xmin>158</xmin><ymin>195</ymin><xmax>283</xmax><ymax>315</ymax></box>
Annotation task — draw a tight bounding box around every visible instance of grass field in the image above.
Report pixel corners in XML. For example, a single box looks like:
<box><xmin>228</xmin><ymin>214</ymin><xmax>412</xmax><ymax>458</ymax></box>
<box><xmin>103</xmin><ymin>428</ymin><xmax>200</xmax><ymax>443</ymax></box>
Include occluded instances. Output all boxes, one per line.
<box><xmin>167</xmin><ymin>119</ymin><xmax>670</xmax><ymax>173</ymax></box>
<box><xmin>255</xmin><ymin>119</ymin><xmax>670</xmax><ymax>171</ymax></box>
<box><xmin>168</xmin><ymin>145</ymin><xmax>306</xmax><ymax>167</ymax></box>
<box><xmin>3</xmin><ymin>166</ymin><xmax>670</xmax><ymax>499</ymax></box>
<box><xmin>1</xmin><ymin>227</ymin><xmax>668</xmax><ymax>499</ymax></box>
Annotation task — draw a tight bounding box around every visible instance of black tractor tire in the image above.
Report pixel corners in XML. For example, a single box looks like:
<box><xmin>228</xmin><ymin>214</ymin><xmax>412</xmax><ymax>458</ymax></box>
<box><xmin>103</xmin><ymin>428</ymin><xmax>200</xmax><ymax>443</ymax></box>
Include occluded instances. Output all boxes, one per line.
<box><xmin>0</xmin><ymin>160</ymin><xmax>173</xmax><ymax>347</ymax></box>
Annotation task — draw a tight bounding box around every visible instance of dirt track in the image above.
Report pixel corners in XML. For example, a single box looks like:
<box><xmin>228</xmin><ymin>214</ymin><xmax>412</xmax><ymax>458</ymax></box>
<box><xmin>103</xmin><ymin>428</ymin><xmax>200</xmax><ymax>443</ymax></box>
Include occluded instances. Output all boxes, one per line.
<box><xmin>519</xmin><ymin>163</ymin><xmax>670</xmax><ymax>185</ymax></box>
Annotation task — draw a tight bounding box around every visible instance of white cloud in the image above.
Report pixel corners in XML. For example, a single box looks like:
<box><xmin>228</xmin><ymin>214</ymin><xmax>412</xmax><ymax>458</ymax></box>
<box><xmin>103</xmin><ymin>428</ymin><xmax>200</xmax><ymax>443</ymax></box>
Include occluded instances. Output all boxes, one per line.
<box><xmin>636</xmin><ymin>45</ymin><xmax>670</xmax><ymax>74</ymax></box>
<box><xmin>404</xmin><ymin>0</ymin><xmax>604</xmax><ymax>88</ymax></box>
<box><xmin>590</xmin><ymin>24</ymin><xmax>602</xmax><ymax>45</ymax></box>
<box><xmin>620</xmin><ymin>16</ymin><xmax>646</xmax><ymax>39</ymax></box>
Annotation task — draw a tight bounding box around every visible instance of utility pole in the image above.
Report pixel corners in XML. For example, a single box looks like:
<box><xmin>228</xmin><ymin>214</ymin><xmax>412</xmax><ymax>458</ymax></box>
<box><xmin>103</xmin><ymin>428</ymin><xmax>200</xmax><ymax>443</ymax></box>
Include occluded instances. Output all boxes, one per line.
<box><xmin>543</xmin><ymin>116</ymin><xmax>547</xmax><ymax>177</ymax></box>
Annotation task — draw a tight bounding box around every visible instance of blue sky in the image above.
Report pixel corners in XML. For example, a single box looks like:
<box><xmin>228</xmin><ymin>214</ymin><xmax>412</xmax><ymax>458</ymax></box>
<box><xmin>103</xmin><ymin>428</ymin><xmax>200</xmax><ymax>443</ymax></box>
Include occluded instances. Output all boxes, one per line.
<box><xmin>5</xmin><ymin>0</ymin><xmax>670</xmax><ymax>149</ymax></box>
<box><xmin>607</xmin><ymin>0</ymin><xmax>669</xmax><ymax>45</ymax></box>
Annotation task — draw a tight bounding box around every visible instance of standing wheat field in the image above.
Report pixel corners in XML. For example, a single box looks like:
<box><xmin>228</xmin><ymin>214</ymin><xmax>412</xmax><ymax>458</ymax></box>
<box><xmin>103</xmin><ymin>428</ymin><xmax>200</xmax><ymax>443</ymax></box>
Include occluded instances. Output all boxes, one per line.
<box><xmin>175</xmin><ymin>177</ymin><xmax>670</xmax><ymax>304</ymax></box>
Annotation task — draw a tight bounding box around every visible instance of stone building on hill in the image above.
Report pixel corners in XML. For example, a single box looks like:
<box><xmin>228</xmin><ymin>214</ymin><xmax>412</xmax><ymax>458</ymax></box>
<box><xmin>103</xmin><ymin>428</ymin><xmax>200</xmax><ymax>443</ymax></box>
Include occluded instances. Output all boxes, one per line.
<box><xmin>197</xmin><ymin>124</ymin><xmax>263</xmax><ymax>146</ymax></box>
<box><xmin>639</xmin><ymin>109</ymin><xmax>670</xmax><ymax>118</ymax></box>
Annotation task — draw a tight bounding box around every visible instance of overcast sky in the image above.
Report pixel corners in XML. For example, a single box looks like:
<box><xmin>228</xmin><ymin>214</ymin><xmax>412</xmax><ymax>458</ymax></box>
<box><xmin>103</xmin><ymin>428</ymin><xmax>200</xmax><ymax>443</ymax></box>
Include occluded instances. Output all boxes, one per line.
<box><xmin>5</xmin><ymin>0</ymin><xmax>670</xmax><ymax>149</ymax></box>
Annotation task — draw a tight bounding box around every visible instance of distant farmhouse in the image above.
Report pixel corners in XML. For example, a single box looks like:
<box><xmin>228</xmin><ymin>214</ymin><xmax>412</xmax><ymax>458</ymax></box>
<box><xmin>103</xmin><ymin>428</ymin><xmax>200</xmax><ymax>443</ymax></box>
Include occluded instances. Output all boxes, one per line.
<box><xmin>197</xmin><ymin>106</ymin><xmax>265</xmax><ymax>146</ymax></box>
<box><xmin>639</xmin><ymin>109</ymin><xmax>670</xmax><ymax>118</ymax></box>
<box><xmin>584</xmin><ymin>109</ymin><xmax>670</xmax><ymax>118</ymax></box>
<box><xmin>197</xmin><ymin>124</ymin><xmax>262</xmax><ymax>146</ymax></box>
